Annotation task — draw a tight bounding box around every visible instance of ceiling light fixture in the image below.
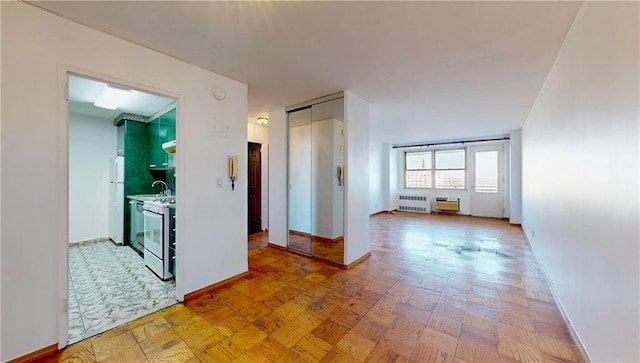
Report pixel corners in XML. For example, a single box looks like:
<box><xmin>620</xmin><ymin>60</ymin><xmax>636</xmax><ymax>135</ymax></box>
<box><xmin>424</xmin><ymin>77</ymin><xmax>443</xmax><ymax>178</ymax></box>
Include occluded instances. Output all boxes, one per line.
<box><xmin>257</xmin><ymin>117</ymin><xmax>269</xmax><ymax>126</ymax></box>
<box><xmin>94</xmin><ymin>84</ymin><xmax>133</xmax><ymax>110</ymax></box>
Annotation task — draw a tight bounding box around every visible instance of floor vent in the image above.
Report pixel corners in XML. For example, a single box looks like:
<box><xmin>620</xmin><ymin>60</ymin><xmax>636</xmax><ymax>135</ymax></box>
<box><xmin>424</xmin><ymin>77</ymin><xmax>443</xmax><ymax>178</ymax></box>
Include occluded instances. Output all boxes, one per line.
<box><xmin>398</xmin><ymin>195</ymin><xmax>431</xmax><ymax>214</ymax></box>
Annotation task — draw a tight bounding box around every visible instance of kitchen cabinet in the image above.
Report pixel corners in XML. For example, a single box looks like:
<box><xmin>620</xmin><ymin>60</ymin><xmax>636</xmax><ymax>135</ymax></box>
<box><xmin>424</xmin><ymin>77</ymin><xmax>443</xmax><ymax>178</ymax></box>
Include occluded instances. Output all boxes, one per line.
<box><xmin>148</xmin><ymin>108</ymin><xmax>176</xmax><ymax>169</ymax></box>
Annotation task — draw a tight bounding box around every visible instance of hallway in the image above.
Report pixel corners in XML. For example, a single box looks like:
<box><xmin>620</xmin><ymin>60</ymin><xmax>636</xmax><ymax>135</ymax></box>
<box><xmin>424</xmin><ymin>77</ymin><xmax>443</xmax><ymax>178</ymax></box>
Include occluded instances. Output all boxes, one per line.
<box><xmin>40</xmin><ymin>213</ymin><xmax>582</xmax><ymax>362</ymax></box>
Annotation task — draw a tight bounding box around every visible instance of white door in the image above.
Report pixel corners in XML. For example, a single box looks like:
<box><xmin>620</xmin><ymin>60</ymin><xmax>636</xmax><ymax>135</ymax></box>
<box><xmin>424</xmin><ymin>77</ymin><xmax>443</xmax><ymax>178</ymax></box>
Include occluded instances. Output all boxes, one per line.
<box><xmin>469</xmin><ymin>144</ymin><xmax>504</xmax><ymax>218</ymax></box>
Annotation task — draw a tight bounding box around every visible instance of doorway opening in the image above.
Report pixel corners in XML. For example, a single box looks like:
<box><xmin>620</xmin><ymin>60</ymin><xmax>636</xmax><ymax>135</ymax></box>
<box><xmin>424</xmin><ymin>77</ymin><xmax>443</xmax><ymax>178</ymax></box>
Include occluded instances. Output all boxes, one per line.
<box><xmin>248</xmin><ymin>142</ymin><xmax>262</xmax><ymax>234</ymax></box>
<box><xmin>67</xmin><ymin>73</ymin><xmax>178</xmax><ymax>344</ymax></box>
<box><xmin>248</xmin><ymin>142</ymin><xmax>268</xmax><ymax>249</ymax></box>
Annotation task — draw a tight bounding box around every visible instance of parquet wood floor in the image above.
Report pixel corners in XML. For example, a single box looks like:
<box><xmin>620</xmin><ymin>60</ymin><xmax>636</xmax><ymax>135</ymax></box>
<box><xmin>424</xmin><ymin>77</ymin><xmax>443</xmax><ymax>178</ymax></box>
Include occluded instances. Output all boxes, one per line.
<box><xmin>250</xmin><ymin>231</ymin><xmax>344</xmax><ymax>265</ymax></box>
<box><xmin>248</xmin><ymin>231</ymin><xmax>269</xmax><ymax>250</ymax></box>
<box><xmin>38</xmin><ymin>212</ymin><xmax>584</xmax><ymax>362</ymax></box>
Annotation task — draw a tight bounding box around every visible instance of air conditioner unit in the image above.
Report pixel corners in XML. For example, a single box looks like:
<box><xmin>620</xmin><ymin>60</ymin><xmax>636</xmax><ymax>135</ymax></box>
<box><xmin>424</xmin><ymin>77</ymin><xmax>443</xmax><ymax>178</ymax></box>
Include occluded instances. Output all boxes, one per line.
<box><xmin>435</xmin><ymin>198</ymin><xmax>459</xmax><ymax>212</ymax></box>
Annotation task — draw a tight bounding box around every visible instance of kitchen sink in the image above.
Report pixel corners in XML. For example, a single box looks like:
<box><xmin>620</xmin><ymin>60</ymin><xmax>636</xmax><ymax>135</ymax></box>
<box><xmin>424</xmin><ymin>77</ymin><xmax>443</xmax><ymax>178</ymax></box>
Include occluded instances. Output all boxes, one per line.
<box><xmin>128</xmin><ymin>194</ymin><xmax>175</xmax><ymax>204</ymax></box>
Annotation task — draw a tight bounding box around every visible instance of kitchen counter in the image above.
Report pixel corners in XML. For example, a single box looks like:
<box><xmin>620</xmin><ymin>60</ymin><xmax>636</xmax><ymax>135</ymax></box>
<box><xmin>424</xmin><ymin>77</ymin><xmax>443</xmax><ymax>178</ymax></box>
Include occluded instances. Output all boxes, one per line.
<box><xmin>127</xmin><ymin>194</ymin><xmax>160</xmax><ymax>202</ymax></box>
<box><xmin>128</xmin><ymin>194</ymin><xmax>176</xmax><ymax>204</ymax></box>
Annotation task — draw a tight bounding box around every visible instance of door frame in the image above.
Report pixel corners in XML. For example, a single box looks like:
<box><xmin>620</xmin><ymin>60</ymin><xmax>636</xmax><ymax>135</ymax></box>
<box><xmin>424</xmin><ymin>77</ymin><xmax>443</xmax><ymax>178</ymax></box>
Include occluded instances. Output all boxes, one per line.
<box><xmin>58</xmin><ymin>65</ymin><xmax>183</xmax><ymax>349</ymax></box>
<box><xmin>247</xmin><ymin>142</ymin><xmax>262</xmax><ymax>234</ymax></box>
<box><xmin>468</xmin><ymin>143</ymin><xmax>505</xmax><ymax>218</ymax></box>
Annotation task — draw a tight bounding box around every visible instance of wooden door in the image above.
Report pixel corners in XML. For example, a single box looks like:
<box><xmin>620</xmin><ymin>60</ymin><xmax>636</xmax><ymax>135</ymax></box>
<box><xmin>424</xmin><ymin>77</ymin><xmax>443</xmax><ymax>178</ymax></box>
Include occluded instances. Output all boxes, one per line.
<box><xmin>248</xmin><ymin>142</ymin><xmax>262</xmax><ymax>234</ymax></box>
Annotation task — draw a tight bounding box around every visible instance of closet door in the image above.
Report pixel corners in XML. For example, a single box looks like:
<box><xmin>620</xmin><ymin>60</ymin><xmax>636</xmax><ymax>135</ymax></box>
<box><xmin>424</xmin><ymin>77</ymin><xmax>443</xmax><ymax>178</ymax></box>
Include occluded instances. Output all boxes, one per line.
<box><xmin>287</xmin><ymin>95</ymin><xmax>345</xmax><ymax>264</ymax></box>
<box><xmin>287</xmin><ymin>108</ymin><xmax>312</xmax><ymax>254</ymax></box>
<box><xmin>309</xmin><ymin>98</ymin><xmax>344</xmax><ymax>264</ymax></box>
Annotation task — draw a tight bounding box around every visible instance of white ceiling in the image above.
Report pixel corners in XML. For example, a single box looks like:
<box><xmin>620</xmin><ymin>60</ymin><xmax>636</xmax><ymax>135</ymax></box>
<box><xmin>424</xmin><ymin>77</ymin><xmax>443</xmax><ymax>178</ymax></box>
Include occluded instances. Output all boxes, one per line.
<box><xmin>68</xmin><ymin>75</ymin><xmax>175</xmax><ymax>120</ymax></box>
<box><xmin>32</xmin><ymin>1</ymin><xmax>582</xmax><ymax>144</ymax></box>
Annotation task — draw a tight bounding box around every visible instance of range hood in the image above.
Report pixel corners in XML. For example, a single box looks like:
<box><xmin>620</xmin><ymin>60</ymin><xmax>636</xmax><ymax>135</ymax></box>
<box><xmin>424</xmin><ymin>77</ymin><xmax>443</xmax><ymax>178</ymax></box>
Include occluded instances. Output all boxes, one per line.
<box><xmin>162</xmin><ymin>140</ymin><xmax>176</xmax><ymax>155</ymax></box>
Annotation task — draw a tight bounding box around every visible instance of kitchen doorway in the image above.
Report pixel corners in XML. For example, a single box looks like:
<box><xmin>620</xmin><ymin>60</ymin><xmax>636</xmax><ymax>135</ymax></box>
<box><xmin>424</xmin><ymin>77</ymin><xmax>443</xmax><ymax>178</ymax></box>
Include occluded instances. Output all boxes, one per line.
<box><xmin>66</xmin><ymin>72</ymin><xmax>179</xmax><ymax>344</ymax></box>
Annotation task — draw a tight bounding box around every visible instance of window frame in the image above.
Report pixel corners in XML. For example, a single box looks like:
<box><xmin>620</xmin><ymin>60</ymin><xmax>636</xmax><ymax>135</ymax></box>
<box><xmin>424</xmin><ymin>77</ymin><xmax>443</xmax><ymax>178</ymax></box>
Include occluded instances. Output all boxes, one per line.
<box><xmin>404</xmin><ymin>148</ymin><xmax>467</xmax><ymax>189</ymax></box>
<box><xmin>404</xmin><ymin>150</ymin><xmax>433</xmax><ymax>189</ymax></box>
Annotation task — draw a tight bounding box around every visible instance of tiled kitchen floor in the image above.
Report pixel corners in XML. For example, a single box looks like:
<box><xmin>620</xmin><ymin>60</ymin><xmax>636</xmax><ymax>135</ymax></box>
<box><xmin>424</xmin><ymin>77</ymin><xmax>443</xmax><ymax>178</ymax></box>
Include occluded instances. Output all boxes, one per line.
<box><xmin>68</xmin><ymin>240</ymin><xmax>177</xmax><ymax>343</ymax></box>
<box><xmin>43</xmin><ymin>213</ymin><xmax>583</xmax><ymax>362</ymax></box>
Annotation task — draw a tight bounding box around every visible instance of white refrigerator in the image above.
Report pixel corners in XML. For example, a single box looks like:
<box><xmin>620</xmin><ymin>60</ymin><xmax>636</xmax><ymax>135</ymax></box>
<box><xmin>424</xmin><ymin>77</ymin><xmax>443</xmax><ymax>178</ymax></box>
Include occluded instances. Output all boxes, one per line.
<box><xmin>109</xmin><ymin>156</ymin><xmax>125</xmax><ymax>244</ymax></box>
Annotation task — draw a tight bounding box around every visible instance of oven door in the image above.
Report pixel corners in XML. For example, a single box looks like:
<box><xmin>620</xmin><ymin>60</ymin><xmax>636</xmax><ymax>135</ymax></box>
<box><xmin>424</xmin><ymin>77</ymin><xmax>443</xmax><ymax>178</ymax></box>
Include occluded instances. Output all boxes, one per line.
<box><xmin>143</xmin><ymin>210</ymin><xmax>163</xmax><ymax>258</ymax></box>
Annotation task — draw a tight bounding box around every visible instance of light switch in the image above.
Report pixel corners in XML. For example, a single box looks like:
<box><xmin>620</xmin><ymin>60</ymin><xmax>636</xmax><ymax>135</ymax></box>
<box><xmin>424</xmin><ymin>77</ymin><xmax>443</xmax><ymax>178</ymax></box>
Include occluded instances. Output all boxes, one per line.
<box><xmin>217</xmin><ymin>177</ymin><xmax>223</xmax><ymax>187</ymax></box>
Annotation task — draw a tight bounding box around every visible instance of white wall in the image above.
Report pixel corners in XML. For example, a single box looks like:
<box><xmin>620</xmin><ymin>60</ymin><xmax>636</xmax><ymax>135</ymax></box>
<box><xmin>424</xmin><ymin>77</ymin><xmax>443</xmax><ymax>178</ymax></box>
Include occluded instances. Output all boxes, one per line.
<box><xmin>267</xmin><ymin>108</ymin><xmax>287</xmax><ymax>247</ymax></box>
<box><xmin>509</xmin><ymin>130</ymin><xmax>522</xmax><ymax>224</ymax></box>
<box><xmin>247</xmin><ymin>123</ymin><xmax>269</xmax><ymax>231</ymax></box>
<box><xmin>1</xmin><ymin>3</ymin><xmax>248</xmax><ymax>360</ymax></box>
<box><xmin>370</xmin><ymin>142</ymin><xmax>399</xmax><ymax>214</ymax></box>
<box><xmin>389</xmin><ymin>147</ymin><xmax>399</xmax><ymax>211</ymax></box>
<box><xmin>369</xmin><ymin>142</ymin><xmax>385</xmax><ymax>214</ymax></box>
<box><xmin>68</xmin><ymin>113</ymin><xmax>116</xmax><ymax>243</ymax></box>
<box><xmin>344</xmin><ymin>91</ymin><xmax>370</xmax><ymax>264</ymax></box>
<box><xmin>0</xmin><ymin>3</ymin><xmax>3</xmax><ymax>358</ymax></box>
<box><xmin>503</xmin><ymin>142</ymin><xmax>511</xmax><ymax>219</ymax></box>
<box><xmin>522</xmin><ymin>2</ymin><xmax>639</xmax><ymax>361</ymax></box>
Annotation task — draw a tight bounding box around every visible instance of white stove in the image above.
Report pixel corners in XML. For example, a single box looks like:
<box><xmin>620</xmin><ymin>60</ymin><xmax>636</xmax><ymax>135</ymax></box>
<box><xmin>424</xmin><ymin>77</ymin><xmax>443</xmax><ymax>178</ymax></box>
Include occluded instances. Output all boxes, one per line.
<box><xmin>143</xmin><ymin>200</ymin><xmax>174</xmax><ymax>280</ymax></box>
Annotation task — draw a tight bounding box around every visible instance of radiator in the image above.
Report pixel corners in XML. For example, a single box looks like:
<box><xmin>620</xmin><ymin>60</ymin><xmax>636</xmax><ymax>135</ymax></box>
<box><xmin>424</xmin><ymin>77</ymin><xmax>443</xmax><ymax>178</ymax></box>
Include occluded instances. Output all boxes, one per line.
<box><xmin>398</xmin><ymin>195</ymin><xmax>431</xmax><ymax>214</ymax></box>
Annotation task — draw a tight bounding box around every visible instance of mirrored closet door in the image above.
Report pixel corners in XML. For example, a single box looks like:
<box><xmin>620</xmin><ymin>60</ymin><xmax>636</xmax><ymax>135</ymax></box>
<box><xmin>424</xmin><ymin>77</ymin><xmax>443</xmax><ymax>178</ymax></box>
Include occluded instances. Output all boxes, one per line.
<box><xmin>288</xmin><ymin>108</ymin><xmax>313</xmax><ymax>255</ymax></box>
<box><xmin>287</xmin><ymin>95</ymin><xmax>344</xmax><ymax>264</ymax></box>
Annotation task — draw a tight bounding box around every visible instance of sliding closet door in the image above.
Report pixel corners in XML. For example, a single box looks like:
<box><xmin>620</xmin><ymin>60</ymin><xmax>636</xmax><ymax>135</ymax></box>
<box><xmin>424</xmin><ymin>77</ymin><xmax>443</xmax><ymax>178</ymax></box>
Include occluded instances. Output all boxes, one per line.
<box><xmin>287</xmin><ymin>108</ymin><xmax>312</xmax><ymax>254</ymax></box>
<box><xmin>287</xmin><ymin>95</ymin><xmax>345</xmax><ymax>264</ymax></box>
<box><xmin>309</xmin><ymin>98</ymin><xmax>344</xmax><ymax>264</ymax></box>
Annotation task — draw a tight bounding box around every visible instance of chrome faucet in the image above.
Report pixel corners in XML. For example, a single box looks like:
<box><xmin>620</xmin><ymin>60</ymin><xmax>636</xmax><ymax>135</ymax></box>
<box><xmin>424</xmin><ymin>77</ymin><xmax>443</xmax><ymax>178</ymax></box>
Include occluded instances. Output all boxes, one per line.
<box><xmin>151</xmin><ymin>180</ymin><xmax>169</xmax><ymax>196</ymax></box>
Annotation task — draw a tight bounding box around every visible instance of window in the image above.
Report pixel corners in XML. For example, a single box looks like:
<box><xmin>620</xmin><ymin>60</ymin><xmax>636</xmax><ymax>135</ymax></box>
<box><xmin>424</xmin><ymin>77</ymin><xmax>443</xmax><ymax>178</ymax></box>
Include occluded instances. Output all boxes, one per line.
<box><xmin>405</xmin><ymin>151</ymin><xmax>432</xmax><ymax>188</ymax></box>
<box><xmin>474</xmin><ymin>150</ymin><xmax>498</xmax><ymax>193</ymax></box>
<box><xmin>435</xmin><ymin>149</ymin><xmax>465</xmax><ymax>189</ymax></box>
<box><xmin>405</xmin><ymin>149</ymin><xmax>466</xmax><ymax>189</ymax></box>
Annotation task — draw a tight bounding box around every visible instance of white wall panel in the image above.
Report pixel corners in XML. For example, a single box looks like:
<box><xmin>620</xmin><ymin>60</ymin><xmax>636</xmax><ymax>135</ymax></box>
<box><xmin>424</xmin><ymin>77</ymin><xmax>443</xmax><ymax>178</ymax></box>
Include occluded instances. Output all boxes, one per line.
<box><xmin>522</xmin><ymin>2</ymin><xmax>639</xmax><ymax>361</ymax></box>
<box><xmin>68</xmin><ymin>113</ymin><xmax>116</xmax><ymax>243</ymax></box>
<box><xmin>369</xmin><ymin>142</ymin><xmax>384</xmax><ymax>214</ymax></box>
<box><xmin>509</xmin><ymin>130</ymin><xmax>522</xmax><ymax>224</ymax></box>
<box><xmin>1</xmin><ymin>3</ymin><xmax>248</xmax><ymax>360</ymax></box>
<box><xmin>344</xmin><ymin>91</ymin><xmax>370</xmax><ymax>264</ymax></box>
